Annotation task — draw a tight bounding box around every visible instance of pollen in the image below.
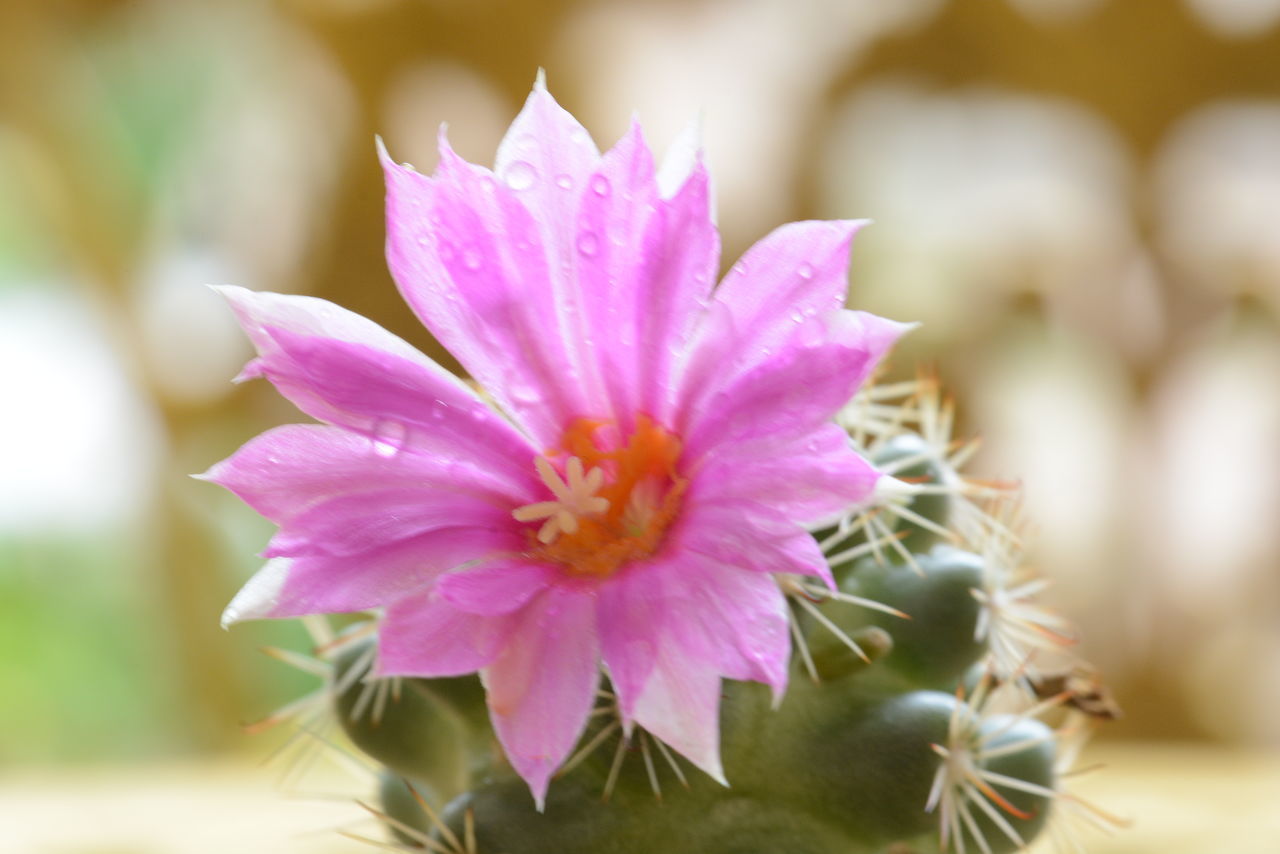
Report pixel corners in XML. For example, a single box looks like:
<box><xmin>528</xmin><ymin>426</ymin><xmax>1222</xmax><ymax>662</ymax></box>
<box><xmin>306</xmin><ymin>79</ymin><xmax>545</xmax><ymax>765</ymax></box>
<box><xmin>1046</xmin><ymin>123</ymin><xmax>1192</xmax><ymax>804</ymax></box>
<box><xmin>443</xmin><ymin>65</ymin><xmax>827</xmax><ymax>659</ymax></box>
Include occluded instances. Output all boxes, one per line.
<box><xmin>511</xmin><ymin>415</ymin><xmax>687</xmax><ymax>578</ymax></box>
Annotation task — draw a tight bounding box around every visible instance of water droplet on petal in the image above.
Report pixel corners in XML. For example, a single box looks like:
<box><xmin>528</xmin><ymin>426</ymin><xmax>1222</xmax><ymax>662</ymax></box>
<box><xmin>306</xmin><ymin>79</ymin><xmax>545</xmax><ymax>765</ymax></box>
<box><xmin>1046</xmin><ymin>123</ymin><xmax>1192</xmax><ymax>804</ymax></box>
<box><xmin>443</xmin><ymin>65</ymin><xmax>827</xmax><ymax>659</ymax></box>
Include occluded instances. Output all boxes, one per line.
<box><xmin>790</xmin><ymin>310</ymin><xmax>805</xmax><ymax>324</ymax></box>
<box><xmin>798</xmin><ymin>262</ymin><xmax>815</xmax><ymax>279</ymax></box>
<box><xmin>506</xmin><ymin>161</ymin><xmax>537</xmax><ymax>191</ymax></box>
<box><xmin>799</xmin><ymin>319</ymin><xmax>826</xmax><ymax>348</ymax></box>
<box><xmin>439</xmin><ymin>242</ymin><xmax>457</xmax><ymax>263</ymax></box>
<box><xmin>510</xmin><ymin>383</ymin><xmax>540</xmax><ymax>405</ymax></box>
<box><xmin>554</xmin><ymin>173</ymin><xmax>573</xmax><ymax>190</ymax></box>
<box><xmin>577</xmin><ymin>231</ymin><xmax>600</xmax><ymax>257</ymax></box>
<box><xmin>371</xmin><ymin>420</ymin><xmax>408</xmax><ymax>458</ymax></box>
<box><xmin>590</xmin><ymin>174</ymin><xmax>611</xmax><ymax>197</ymax></box>
<box><xmin>463</xmin><ymin>246</ymin><xmax>483</xmax><ymax>271</ymax></box>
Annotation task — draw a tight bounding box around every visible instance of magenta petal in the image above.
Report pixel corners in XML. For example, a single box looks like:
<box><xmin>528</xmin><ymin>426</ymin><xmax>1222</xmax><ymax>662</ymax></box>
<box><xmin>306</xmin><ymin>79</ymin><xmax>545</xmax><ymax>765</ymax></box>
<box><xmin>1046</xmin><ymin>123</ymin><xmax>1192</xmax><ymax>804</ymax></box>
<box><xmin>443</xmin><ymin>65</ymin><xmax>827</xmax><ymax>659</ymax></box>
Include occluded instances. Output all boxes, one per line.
<box><xmin>683</xmin><ymin>309</ymin><xmax>910</xmax><ymax>459</ymax></box>
<box><xmin>484</xmin><ymin>586</ymin><xmax>600</xmax><ymax>808</ymax></box>
<box><xmin>679</xmin><ymin>220</ymin><xmax>869</xmax><ymax>414</ymax></box>
<box><xmin>675</xmin><ymin>554</ymin><xmax>791</xmax><ymax>698</ymax></box>
<box><xmin>694</xmin><ymin>424</ymin><xmax>880</xmax><ymax>526</ymax></box>
<box><xmin>632</xmin><ymin>627</ymin><xmax>726</xmax><ymax>785</ymax></box>
<box><xmin>494</xmin><ymin>77</ymin><xmax>601</xmax><ymax>270</ymax></box>
<box><xmin>221</xmin><ymin>526</ymin><xmax>522</xmax><ymax>625</ymax></box>
<box><xmin>599</xmin><ymin>557</ymin><xmax>789</xmax><ymax>718</ymax></box>
<box><xmin>202</xmin><ymin>423</ymin><xmax>532</xmax><ymax>525</ymax></box>
<box><xmin>382</xmin><ymin>140</ymin><xmax>600</xmax><ymax>447</ymax></box>
<box><xmin>218</xmin><ymin>287</ymin><xmax>538</xmax><ymax>493</ymax></box>
<box><xmin>676</xmin><ymin>497</ymin><xmax>834</xmax><ymax>586</ymax></box>
<box><xmin>437</xmin><ymin>559</ymin><xmax>559</xmax><ymax>616</ymax></box>
<box><xmin>378</xmin><ymin>590</ymin><xmax>516</xmax><ymax>678</ymax></box>
<box><xmin>575</xmin><ymin>124</ymin><xmax>719</xmax><ymax>426</ymax></box>
<box><xmin>264</xmin><ymin>487</ymin><xmax>514</xmax><ymax>558</ymax></box>
<box><xmin>596</xmin><ymin>561</ymin><xmax>667</xmax><ymax>718</ymax></box>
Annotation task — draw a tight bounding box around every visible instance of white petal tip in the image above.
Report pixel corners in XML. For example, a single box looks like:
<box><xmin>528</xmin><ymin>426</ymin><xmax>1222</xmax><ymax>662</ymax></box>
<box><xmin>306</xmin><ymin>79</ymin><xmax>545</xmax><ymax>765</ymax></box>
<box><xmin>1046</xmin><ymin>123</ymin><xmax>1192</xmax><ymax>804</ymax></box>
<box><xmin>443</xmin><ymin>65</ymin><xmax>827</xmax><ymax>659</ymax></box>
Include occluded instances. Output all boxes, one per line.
<box><xmin>221</xmin><ymin>559</ymin><xmax>290</xmax><ymax>628</ymax></box>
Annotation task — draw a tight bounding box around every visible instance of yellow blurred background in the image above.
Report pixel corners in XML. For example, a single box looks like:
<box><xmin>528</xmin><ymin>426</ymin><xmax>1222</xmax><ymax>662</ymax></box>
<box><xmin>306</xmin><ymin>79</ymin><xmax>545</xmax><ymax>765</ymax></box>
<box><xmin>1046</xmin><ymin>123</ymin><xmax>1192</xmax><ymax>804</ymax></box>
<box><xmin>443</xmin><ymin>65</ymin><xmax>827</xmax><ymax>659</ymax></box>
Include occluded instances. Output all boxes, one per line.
<box><xmin>2</xmin><ymin>0</ymin><xmax>1279</xmax><ymax>851</ymax></box>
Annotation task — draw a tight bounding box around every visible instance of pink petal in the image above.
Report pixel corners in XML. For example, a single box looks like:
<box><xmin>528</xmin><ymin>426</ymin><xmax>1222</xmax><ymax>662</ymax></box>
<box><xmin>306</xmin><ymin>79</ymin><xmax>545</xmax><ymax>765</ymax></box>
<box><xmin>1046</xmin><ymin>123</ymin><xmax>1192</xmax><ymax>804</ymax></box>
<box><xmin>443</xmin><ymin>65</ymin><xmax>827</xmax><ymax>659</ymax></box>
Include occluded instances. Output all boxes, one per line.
<box><xmin>678</xmin><ymin>220</ymin><xmax>870</xmax><ymax>416</ymax></box>
<box><xmin>494</xmin><ymin>77</ymin><xmax>601</xmax><ymax>272</ymax></box>
<box><xmin>201</xmin><ymin>423</ymin><xmax>534</xmax><ymax>525</ymax></box>
<box><xmin>673</xmin><ymin>554</ymin><xmax>791</xmax><ymax>697</ymax></box>
<box><xmin>382</xmin><ymin>137</ymin><xmax>600</xmax><ymax>447</ymax></box>
<box><xmin>693</xmin><ymin>424</ymin><xmax>880</xmax><ymax>526</ymax></box>
<box><xmin>675</xmin><ymin>497</ymin><xmax>834</xmax><ymax>586</ymax></box>
<box><xmin>632</xmin><ymin>627</ymin><xmax>726</xmax><ymax>785</ymax></box>
<box><xmin>683</xmin><ymin>309</ymin><xmax>910</xmax><ymax>460</ymax></box>
<box><xmin>219</xmin><ymin>287</ymin><xmax>537</xmax><ymax>493</ymax></box>
<box><xmin>264</xmin><ymin>487</ymin><xmax>515</xmax><ymax>558</ymax></box>
<box><xmin>599</xmin><ymin>557</ymin><xmax>789</xmax><ymax>717</ymax></box>
<box><xmin>221</xmin><ymin>526</ymin><xmax>522</xmax><ymax>626</ymax></box>
<box><xmin>575</xmin><ymin>124</ymin><xmax>718</xmax><ymax>426</ymax></box>
<box><xmin>378</xmin><ymin>589</ymin><xmax>516</xmax><ymax>678</ymax></box>
<box><xmin>436</xmin><ymin>559</ymin><xmax>560</xmax><ymax>616</ymax></box>
<box><xmin>483</xmin><ymin>585</ymin><xmax>600</xmax><ymax>808</ymax></box>
<box><xmin>595</xmin><ymin>561</ymin><xmax>667</xmax><ymax>715</ymax></box>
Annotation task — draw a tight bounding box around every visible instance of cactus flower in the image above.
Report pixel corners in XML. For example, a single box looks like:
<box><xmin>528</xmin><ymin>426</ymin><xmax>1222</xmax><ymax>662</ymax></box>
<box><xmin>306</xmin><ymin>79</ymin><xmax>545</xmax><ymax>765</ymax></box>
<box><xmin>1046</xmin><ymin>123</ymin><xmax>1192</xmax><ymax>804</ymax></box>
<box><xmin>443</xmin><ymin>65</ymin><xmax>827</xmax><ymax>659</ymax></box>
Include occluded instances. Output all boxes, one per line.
<box><xmin>207</xmin><ymin>78</ymin><xmax>907</xmax><ymax>805</ymax></box>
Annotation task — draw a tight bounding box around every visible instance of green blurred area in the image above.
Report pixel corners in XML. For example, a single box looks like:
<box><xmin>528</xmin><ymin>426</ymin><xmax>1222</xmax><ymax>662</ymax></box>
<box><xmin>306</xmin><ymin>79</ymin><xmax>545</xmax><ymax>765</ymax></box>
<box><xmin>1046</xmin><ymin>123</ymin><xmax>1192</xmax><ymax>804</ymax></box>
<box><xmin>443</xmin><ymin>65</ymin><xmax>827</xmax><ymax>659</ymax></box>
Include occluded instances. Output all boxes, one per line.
<box><xmin>1</xmin><ymin>0</ymin><xmax>1279</xmax><ymax>817</ymax></box>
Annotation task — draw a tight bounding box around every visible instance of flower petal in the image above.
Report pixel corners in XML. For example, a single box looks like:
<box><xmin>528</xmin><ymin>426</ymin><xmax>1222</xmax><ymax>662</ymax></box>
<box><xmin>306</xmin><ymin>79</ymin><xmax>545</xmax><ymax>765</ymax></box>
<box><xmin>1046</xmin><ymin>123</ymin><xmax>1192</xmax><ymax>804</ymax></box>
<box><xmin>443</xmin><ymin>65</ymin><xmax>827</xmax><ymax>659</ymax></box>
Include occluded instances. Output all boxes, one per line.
<box><xmin>483</xmin><ymin>585</ymin><xmax>601</xmax><ymax>808</ymax></box>
<box><xmin>675</xmin><ymin>497</ymin><xmax>834</xmax><ymax>586</ymax></box>
<box><xmin>378</xmin><ymin>589</ymin><xmax>516</xmax><ymax>678</ymax></box>
<box><xmin>599</xmin><ymin>557</ymin><xmax>789</xmax><ymax>716</ymax></box>
<box><xmin>693</xmin><ymin>424</ymin><xmax>880</xmax><ymax>526</ymax></box>
<box><xmin>683</xmin><ymin>309</ymin><xmax>910</xmax><ymax>459</ymax></box>
<box><xmin>436</xmin><ymin>559</ymin><xmax>559</xmax><ymax>616</ymax></box>
<box><xmin>632</xmin><ymin>628</ymin><xmax>726</xmax><ymax>785</ymax></box>
<box><xmin>494</xmin><ymin>76</ymin><xmax>601</xmax><ymax>269</ymax></box>
<box><xmin>678</xmin><ymin>220</ymin><xmax>872</xmax><ymax>415</ymax></box>
<box><xmin>263</xmin><ymin>487</ymin><xmax>515</xmax><ymax>558</ymax></box>
<box><xmin>201</xmin><ymin>423</ymin><xmax>532</xmax><ymax>525</ymax></box>
<box><xmin>575</xmin><ymin>124</ymin><xmax>718</xmax><ymax>426</ymax></box>
<box><xmin>382</xmin><ymin>137</ymin><xmax>600</xmax><ymax>447</ymax></box>
<box><xmin>221</xmin><ymin>526</ymin><xmax>520</xmax><ymax>626</ymax></box>
<box><xmin>219</xmin><ymin>287</ymin><xmax>538</xmax><ymax>492</ymax></box>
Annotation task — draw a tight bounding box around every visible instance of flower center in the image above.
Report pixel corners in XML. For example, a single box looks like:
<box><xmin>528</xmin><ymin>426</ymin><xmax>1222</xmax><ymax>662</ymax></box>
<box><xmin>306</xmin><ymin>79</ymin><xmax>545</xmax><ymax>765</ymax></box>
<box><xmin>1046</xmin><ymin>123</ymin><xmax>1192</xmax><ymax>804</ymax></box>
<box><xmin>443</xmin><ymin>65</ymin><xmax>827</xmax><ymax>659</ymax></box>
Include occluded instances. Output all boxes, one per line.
<box><xmin>511</xmin><ymin>415</ymin><xmax>687</xmax><ymax>578</ymax></box>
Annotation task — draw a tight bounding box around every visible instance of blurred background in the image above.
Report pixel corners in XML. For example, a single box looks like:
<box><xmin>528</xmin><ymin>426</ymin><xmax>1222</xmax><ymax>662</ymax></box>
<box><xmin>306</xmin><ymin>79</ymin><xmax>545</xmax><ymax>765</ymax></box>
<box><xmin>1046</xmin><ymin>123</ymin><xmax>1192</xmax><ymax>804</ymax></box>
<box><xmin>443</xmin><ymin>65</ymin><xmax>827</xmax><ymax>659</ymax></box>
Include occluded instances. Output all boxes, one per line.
<box><xmin>2</xmin><ymin>0</ymin><xmax>1279</xmax><ymax>851</ymax></box>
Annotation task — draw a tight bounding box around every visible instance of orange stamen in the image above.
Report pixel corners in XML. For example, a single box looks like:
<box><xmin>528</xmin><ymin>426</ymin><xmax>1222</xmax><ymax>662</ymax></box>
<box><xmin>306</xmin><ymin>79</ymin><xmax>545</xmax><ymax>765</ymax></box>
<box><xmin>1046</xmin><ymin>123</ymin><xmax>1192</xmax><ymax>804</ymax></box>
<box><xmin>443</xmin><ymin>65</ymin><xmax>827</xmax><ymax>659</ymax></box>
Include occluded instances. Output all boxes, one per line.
<box><xmin>521</xmin><ymin>415</ymin><xmax>687</xmax><ymax>578</ymax></box>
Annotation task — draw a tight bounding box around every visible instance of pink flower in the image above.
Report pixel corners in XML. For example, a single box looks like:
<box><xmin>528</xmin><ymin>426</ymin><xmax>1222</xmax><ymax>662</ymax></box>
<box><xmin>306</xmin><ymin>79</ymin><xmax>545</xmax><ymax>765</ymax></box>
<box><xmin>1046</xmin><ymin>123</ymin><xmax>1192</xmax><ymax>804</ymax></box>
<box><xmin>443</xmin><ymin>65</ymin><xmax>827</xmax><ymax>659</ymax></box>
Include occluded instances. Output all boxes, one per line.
<box><xmin>207</xmin><ymin>79</ymin><xmax>908</xmax><ymax>806</ymax></box>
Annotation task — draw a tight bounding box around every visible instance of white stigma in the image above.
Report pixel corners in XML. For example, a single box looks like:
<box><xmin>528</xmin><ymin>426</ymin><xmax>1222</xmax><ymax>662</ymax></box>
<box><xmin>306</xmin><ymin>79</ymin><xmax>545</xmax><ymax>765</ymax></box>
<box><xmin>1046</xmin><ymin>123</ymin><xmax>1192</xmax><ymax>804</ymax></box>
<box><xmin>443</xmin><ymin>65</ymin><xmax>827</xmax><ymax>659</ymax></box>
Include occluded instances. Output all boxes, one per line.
<box><xmin>512</xmin><ymin>455</ymin><xmax>610</xmax><ymax>544</ymax></box>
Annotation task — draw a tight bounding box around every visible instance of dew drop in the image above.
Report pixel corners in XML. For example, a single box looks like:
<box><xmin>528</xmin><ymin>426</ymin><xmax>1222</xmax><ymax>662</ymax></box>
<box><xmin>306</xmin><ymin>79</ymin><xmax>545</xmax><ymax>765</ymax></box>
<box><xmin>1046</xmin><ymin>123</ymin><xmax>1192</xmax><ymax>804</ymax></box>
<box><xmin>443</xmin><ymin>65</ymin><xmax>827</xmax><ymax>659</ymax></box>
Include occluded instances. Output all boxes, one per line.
<box><xmin>554</xmin><ymin>173</ymin><xmax>573</xmax><ymax>190</ymax></box>
<box><xmin>371</xmin><ymin>420</ymin><xmax>408</xmax><ymax>458</ymax></box>
<box><xmin>506</xmin><ymin>160</ymin><xmax>538</xmax><ymax>191</ymax></box>
<box><xmin>516</xmin><ymin>132</ymin><xmax>538</xmax><ymax>152</ymax></box>
<box><xmin>462</xmin><ymin>246</ymin><xmax>484</xmax><ymax>271</ymax></box>
<box><xmin>510</xmin><ymin>383</ymin><xmax>540</xmax><ymax>405</ymax></box>
<box><xmin>790</xmin><ymin>310</ymin><xmax>805</xmax><ymax>324</ymax></box>
<box><xmin>438</xmin><ymin>242</ymin><xmax>457</xmax><ymax>263</ymax></box>
<box><xmin>797</xmin><ymin>262</ymin><xmax>815</xmax><ymax>279</ymax></box>
<box><xmin>590</xmin><ymin>174</ymin><xmax>611</xmax><ymax>197</ymax></box>
<box><xmin>577</xmin><ymin>231</ymin><xmax>600</xmax><ymax>257</ymax></box>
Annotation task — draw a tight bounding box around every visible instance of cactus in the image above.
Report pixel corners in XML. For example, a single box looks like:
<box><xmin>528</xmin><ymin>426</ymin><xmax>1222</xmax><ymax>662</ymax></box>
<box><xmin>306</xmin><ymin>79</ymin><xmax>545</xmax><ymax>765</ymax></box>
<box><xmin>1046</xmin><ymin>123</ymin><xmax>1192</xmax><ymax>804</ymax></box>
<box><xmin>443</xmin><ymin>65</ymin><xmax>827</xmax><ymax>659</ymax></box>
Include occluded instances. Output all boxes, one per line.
<box><xmin>245</xmin><ymin>375</ymin><xmax>1122</xmax><ymax>854</ymax></box>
